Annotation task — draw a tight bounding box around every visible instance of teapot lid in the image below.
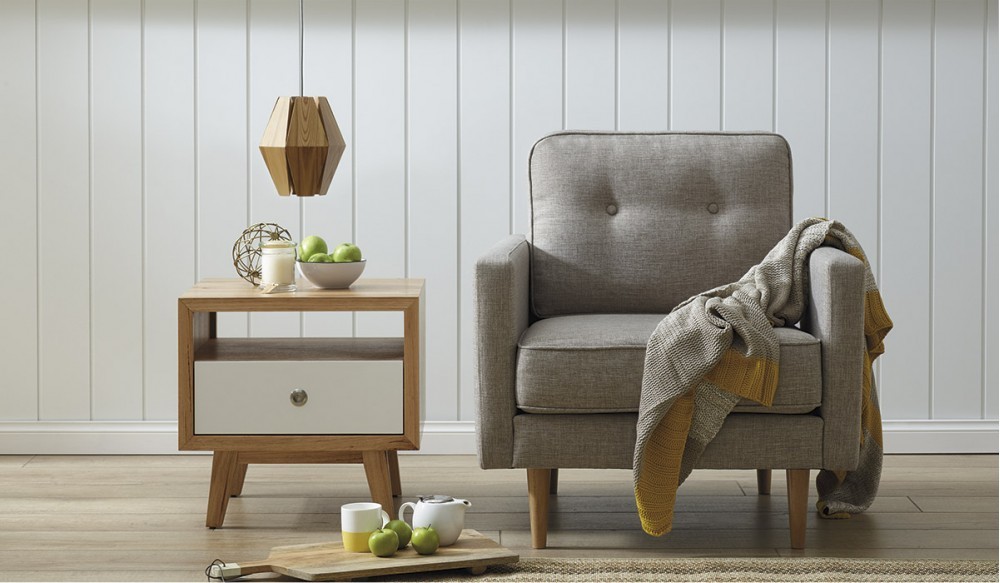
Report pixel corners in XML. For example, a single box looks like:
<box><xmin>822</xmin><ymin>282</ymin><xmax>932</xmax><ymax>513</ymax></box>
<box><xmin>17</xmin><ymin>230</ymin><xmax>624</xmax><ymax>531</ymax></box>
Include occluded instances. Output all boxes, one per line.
<box><xmin>417</xmin><ymin>495</ymin><xmax>454</xmax><ymax>504</ymax></box>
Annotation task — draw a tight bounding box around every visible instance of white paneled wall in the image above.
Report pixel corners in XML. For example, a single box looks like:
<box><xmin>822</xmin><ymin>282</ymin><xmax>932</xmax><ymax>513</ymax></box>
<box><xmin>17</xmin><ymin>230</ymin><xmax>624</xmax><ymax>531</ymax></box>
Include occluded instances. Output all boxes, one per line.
<box><xmin>0</xmin><ymin>0</ymin><xmax>996</xmax><ymax>452</ymax></box>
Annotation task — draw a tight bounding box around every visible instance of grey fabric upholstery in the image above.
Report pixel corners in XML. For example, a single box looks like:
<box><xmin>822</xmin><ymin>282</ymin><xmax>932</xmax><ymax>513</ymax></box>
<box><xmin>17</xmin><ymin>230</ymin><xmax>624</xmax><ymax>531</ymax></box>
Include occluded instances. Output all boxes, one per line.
<box><xmin>474</xmin><ymin>234</ymin><xmax>531</xmax><ymax>469</ymax></box>
<box><xmin>511</xmin><ymin>413</ymin><xmax>823</xmax><ymax>470</ymax></box>
<box><xmin>515</xmin><ymin>314</ymin><xmax>821</xmax><ymax>415</ymax></box>
<box><xmin>474</xmin><ymin>132</ymin><xmax>866</xmax><ymax>479</ymax></box>
<box><xmin>801</xmin><ymin>247</ymin><xmax>866</xmax><ymax>471</ymax></box>
<box><xmin>529</xmin><ymin>132</ymin><xmax>792</xmax><ymax>318</ymax></box>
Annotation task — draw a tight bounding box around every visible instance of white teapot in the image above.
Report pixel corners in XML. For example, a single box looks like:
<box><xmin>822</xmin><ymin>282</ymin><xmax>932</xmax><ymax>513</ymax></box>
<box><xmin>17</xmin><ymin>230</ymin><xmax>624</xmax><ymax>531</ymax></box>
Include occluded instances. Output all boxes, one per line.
<box><xmin>398</xmin><ymin>495</ymin><xmax>472</xmax><ymax>547</ymax></box>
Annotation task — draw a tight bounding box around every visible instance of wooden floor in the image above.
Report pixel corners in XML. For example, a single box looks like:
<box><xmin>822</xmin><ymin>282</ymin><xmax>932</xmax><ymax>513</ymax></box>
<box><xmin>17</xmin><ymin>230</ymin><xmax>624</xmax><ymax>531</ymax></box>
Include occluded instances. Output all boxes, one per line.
<box><xmin>0</xmin><ymin>454</ymin><xmax>995</xmax><ymax>581</ymax></box>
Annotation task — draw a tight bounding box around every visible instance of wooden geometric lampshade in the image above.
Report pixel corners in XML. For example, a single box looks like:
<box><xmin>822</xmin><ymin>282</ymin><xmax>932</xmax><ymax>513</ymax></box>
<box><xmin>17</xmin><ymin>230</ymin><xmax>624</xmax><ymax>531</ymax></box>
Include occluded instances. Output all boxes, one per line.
<box><xmin>259</xmin><ymin>96</ymin><xmax>346</xmax><ymax>196</ymax></box>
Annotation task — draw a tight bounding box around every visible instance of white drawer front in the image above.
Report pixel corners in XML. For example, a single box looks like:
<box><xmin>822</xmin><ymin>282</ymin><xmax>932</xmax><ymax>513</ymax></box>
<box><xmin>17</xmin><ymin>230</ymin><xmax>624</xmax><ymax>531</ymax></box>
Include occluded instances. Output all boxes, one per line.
<box><xmin>194</xmin><ymin>361</ymin><xmax>403</xmax><ymax>435</ymax></box>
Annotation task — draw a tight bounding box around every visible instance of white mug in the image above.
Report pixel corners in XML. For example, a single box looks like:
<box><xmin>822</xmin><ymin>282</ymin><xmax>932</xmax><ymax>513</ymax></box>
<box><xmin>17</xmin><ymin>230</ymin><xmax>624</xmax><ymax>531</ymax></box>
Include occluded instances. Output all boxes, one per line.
<box><xmin>341</xmin><ymin>502</ymin><xmax>390</xmax><ymax>552</ymax></box>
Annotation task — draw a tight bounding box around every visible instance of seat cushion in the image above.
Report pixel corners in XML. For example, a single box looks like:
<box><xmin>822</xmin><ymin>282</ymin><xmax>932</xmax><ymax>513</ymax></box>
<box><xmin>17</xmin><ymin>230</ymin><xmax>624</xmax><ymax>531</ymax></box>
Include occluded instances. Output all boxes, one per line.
<box><xmin>528</xmin><ymin>132</ymin><xmax>792</xmax><ymax>317</ymax></box>
<box><xmin>515</xmin><ymin>314</ymin><xmax>821</xmax><ymax>414</ymax></box>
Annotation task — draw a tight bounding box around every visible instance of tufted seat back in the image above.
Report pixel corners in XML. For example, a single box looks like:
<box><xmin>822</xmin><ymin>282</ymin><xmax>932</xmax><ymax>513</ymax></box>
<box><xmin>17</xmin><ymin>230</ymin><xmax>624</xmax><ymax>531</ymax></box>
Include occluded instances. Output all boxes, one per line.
<box><xmin>528</xmin><ymin>132</ymin><xmax>794</xmax><ymax>317</ymax></box>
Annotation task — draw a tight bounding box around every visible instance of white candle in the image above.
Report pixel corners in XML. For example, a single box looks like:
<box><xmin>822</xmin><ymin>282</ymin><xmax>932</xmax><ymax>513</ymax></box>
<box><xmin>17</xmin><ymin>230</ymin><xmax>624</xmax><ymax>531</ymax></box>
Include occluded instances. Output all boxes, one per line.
<box><xmin>262</xmin><ymin>252</ymin><xmax>295</xmax><ymax>285</ymax></box>
<box><xmin>259</xmin><ymin>240</ymin><xmax>297</xmax><ymax>291</ymax></box>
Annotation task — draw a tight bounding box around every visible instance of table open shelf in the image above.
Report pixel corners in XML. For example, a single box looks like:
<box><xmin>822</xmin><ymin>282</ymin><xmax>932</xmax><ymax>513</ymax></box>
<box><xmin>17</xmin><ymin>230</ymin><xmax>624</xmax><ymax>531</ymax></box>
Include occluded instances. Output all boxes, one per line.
<box><xmin>194</xmin><ymin>337</ymin><xmax>405</xmax><ymax>362</ymax></box>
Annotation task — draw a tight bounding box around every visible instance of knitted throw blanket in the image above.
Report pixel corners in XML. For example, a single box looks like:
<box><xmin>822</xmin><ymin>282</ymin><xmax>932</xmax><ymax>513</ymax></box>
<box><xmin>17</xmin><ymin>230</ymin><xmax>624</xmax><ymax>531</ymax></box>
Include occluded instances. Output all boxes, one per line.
<box><xmin>633</xmin><ymin>218</ymin><xmax>893</xmax><ymax>536</ymax></box>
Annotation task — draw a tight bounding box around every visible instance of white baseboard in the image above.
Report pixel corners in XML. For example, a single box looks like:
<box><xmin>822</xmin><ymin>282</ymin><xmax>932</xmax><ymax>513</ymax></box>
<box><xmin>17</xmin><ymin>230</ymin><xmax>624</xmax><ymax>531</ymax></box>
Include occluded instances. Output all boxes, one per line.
<box><xmin>0</xmin><ymin>419</ymin><xmax>995</xmax><ymax>455</ymax></box>
<box><xmin>881</xmin><ymin>420</ymin><xmax>999</xmax><ymax>454</ymax></box>
<box><xmin>0</xmin><ymin>421</ymin><xmax>188</xmax><ymax>455</ymax></box>
<box><xmin>0</xmin><ymin>421</ymin><xmax>479</xmax><ymax>455</ymax></box>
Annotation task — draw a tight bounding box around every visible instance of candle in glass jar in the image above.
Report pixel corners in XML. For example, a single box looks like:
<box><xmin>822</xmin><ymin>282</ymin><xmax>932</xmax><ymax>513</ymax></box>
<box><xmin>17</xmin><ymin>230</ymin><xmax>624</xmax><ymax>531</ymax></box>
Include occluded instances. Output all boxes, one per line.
<box><xmin>259</xmin><ymin>240</ymin><xmax>297</xmax><ymax>292</ymax></box>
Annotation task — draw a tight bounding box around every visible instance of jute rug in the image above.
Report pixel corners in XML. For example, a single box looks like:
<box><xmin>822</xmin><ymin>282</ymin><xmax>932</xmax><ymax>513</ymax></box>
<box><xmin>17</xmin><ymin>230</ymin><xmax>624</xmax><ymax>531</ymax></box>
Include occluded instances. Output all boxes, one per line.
<box><xmin>378</xmin><ymin>557</ymin><xmax>999</xmax><ymax>582</ymax></box>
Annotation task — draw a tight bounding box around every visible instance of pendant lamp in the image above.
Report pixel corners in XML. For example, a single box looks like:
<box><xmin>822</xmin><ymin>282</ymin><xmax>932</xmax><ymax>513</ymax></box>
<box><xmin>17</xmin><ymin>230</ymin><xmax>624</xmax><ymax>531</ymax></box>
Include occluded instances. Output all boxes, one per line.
<box><xmin>259</xmin><ymin>1</ymin><xmax>346</xmax><ymax>197</ymax></box>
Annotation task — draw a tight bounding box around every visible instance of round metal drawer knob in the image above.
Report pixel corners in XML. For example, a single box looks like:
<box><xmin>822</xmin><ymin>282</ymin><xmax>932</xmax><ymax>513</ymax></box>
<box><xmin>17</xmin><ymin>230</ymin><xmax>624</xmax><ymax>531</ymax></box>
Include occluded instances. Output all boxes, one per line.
<box><xmin>289</xmin><ymin>389</ymin><xmax>309</xmax><ymax>407</ymax></box>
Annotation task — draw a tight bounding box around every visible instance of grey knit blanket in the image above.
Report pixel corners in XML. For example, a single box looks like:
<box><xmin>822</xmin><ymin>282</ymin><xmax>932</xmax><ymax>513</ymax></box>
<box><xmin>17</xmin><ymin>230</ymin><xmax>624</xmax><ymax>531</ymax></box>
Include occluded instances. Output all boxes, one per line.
<box><xmin>633</xmin><ymin>218</ymin><xmax>892</xmax><ymax>536</ymax></box>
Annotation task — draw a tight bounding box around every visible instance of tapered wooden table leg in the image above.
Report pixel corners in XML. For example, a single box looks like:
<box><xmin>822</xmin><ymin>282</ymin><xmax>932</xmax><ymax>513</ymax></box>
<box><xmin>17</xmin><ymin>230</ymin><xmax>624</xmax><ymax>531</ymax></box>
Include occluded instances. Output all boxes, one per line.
<box><xmin>207</xmin><ymin>451</ymin><xmax>239</xmax><ymax>528</ymax></box>
<box><xmin>229</xmin><ymin>461</ymin><xmax>249</xmax><ymax>497</ymax></box>
<box><xmin>363</xmin><ymin>451</ymin><xmax>396</xmax><ymax>520</ymax></box>
<box><xmin>387</xmin><ymin>450</ymin><xmax>402</xmax><ymax>497</ymax></box>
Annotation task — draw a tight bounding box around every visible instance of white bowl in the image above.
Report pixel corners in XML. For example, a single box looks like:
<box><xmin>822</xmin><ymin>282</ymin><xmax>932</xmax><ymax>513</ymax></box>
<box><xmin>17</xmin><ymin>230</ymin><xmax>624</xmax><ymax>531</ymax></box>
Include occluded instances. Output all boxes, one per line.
<box><xmin>297</xmin><ymin>259</ymin><xmax>366</xmax><ymax>289</ymax></box>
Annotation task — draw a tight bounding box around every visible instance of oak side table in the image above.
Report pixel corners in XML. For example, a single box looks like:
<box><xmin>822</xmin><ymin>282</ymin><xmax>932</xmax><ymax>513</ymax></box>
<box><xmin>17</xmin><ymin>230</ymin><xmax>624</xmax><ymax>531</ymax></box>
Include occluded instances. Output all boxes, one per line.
<box><xmin>178</xmin><ymin>278</ymin><xmax>425</xmax><ymax>528</ymax></box>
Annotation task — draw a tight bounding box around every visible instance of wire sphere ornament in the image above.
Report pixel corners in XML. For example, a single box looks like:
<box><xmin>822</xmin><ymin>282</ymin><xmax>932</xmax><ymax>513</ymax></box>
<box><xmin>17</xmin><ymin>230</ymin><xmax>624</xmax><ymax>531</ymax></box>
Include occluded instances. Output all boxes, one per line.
<box><xmin>232</xmin><ymin>223</ymin><xmax>293</xmax><ymax>285</ymax></box>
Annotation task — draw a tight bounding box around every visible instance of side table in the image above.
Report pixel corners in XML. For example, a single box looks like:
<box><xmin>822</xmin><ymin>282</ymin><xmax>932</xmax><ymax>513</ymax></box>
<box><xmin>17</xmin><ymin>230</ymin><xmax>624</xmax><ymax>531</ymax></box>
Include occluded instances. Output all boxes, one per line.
<box><xmin>178</xmin><ymin>278</ymin><xmax>425</xmax><ymax>528</ymax></box>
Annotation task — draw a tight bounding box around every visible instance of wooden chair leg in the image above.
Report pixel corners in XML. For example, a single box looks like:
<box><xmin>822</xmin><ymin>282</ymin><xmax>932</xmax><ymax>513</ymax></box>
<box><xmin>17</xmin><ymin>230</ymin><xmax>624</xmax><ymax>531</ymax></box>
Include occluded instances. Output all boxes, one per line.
<box><xmin>527</xmin><ymin>469</ymin><xmax>551</xmax><ymax>549</ymax></box>
<box><xmin>786</xmin><ymin>469</ymin><xmax>809</xmax><ymax>549</ymax></box>
<box><xmin>756</xmin><ymin>469</ymin><xmax>771</xmax><ymax>495</ymax></box>
<box><xmin>387</xmin><ymin>450</ymin><xmax>402</xmax><ymax>497</ymax></box>
<box><xmin>206</xmin><ymin>451</ymin><xmax>238</xmax><ymax>528</ymax></box>
<box><xmin>363</xmin><ymin>451</ymin><xmax>396</xmax><ymax>520</ymax></box>
<box><xmin>229</xmin><ymin>462</ymin><xmax>249</xmax><ymax>497</ymax></box>
<box><xmin>549</xmin><ymin>469</ymin><xmax>559</xmax><ymax>495</ymax></box>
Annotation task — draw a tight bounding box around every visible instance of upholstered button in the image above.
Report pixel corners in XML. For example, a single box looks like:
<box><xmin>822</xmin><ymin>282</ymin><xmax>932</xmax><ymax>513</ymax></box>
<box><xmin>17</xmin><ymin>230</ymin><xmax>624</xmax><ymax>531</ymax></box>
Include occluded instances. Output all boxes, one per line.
<box><xmin>707</xmin><ymin>202</ymin><xmax>719</xmax><ymax>214</ymax></box>
<box><xmin>606</xmin><ymin>204</ymin><xmax>618</xmax><ymax>215</ymax></box>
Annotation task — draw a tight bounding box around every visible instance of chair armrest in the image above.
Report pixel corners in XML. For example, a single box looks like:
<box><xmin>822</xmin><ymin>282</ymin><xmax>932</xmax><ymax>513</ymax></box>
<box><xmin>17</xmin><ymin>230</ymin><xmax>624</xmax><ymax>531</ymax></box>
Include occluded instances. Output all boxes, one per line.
<box><xmin>474</xmin><ymin>234</ymin><xmax>531</xmax><ymax>469</ymax></box>
<box><xmin>800</xmin><ymin>247</ymin><xmax>866</xmax><ymax>471</ymax></box>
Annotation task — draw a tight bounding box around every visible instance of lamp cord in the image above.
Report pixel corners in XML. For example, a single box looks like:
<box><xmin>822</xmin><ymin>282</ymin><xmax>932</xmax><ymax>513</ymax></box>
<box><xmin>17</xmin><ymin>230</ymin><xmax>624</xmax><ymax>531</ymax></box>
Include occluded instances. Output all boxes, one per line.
<box><xmin>299</xmin><ymin>0</ymin><xmax>304</xmax><ymax>97</ymax></box>
<box><xmin>205</xmin><ymin>559</ymin><xmax>227</xmax><ymax>582</ymax></box>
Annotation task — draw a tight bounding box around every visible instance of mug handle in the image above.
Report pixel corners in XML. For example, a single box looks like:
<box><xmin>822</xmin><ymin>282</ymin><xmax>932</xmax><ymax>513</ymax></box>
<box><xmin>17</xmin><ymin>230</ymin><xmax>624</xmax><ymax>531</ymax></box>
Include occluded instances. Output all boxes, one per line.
<box><xmin>380</xmin><ymin>509</ymin><xmax>391</xmax><ymax>528</ymax></box>
<box><xmin>398</xmin><ymin>502</ymin><xmax>415</xmax><ymax>527</ymax></box>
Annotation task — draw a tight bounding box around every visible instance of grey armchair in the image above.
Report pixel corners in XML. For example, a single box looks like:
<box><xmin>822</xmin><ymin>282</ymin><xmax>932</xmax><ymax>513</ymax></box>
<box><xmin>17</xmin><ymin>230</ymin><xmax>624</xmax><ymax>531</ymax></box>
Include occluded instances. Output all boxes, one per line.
<box><xmin>474</xmin><ymin>132</ymin><xmax>865</xmax><ymax>549</ymax></box>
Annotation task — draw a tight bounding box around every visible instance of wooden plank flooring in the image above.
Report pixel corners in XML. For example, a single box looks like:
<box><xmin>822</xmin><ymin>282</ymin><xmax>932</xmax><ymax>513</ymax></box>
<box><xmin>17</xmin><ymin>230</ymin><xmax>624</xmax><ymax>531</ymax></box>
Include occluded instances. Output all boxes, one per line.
<box><xmin>0</xmin><ymin>454</ymin><xmax>995</xmax><ymax>581</ymax></box>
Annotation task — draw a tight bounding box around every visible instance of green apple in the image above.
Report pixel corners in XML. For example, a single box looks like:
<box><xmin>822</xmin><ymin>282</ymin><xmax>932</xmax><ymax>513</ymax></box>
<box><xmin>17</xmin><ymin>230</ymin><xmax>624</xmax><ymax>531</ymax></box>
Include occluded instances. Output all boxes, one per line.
<box><xmin>298</xmin><ymin>235</ymin><xmax>328</xmax><ymax>261</ymax></box>
<box><xmin>331</xmin><ymin>242</ymin><xmax>362</xmax><ymax>263</ymax></box>
<box><xmin>306</xmin><ymin>253</ymin><xmax>334</xmax><ymax>263</ymax></box>
<box><xmin>410</xmin><ymin>526</ymin><xmax>439</xmax><ymax>555</ymax></box>
<box><xmin>368</xmin><ymin>528</ymin><xmax>399</xmax><ymax>558</ymax></box>
<box><xmin>384</xmin><ymin>519</ymin><xmax>412</xmax><ymax>549</ymax></box>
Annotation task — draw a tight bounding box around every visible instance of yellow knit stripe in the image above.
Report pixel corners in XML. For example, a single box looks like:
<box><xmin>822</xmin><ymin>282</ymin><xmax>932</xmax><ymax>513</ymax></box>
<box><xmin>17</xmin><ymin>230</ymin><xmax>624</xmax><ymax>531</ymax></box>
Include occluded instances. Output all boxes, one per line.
<box><xmin>860</xmin><ymin>351</ymin><xmax>883</xmax><ymax>447</ymax></box>
<box><xmin>864</xmin><ymin>290</ymin><xmax>893</xmax><ymax>358</ymax></box>
<box><xmin>704</xmin><ymin>349</ymin><xmax>780</xmax><ymax>406</ymax></box>
<box><xmin>860</xmin><ymin>289</ymin><xmax>891</xmax><ymax>449</ymax></box>
<box><xmin>635</xmin><ymin>391</ymin><xmax>695</xmax><ymax>536</ymax></box>
<box><xmin>845</xmin><ymin>246</ymin><xmax>867</xmax><ymax>264</ymax></box>
<box><xmin>843</xmin><ymin>245</ymin><xmax>890</xmax><ymax>449</ymax></box>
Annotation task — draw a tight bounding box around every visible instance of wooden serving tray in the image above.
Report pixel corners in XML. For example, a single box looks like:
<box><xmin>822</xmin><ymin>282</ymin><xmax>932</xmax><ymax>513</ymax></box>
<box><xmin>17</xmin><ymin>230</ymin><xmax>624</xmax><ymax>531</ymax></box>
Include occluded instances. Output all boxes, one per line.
<box><xmin>216</xmin><ymin>530</ymin><xmax>518</xmax><ymax>581</ymax></box>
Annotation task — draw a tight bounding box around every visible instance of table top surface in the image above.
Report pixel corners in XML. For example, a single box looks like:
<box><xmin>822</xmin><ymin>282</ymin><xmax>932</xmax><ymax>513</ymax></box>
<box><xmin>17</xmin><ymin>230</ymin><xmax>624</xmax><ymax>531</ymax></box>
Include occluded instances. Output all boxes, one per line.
<box><xmin>180</xmin><ymin>278</ymin><xmax>425</xmax><ymax>301</ymax></box>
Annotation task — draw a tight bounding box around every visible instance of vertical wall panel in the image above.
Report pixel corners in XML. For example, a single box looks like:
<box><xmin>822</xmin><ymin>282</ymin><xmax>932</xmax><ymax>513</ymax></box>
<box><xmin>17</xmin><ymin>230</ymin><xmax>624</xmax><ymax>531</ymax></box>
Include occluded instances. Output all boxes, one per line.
<box><xmin>301</xmin><ymin>0</ymin><xmax>354</xmax><ymax>338</ymax></box>
<box><xmin>986</xmin><ymin>0</ymin><xmax>998</xmax><ymax>420</ymax></box>
<box><xmin>91</xmin><ymin>0</ymin><xmax>144</xmax><ymax>420</ymax></box>
<box><xmin>247</xmin><ymin>0</ymin><xmax>300</xmax><ymax>338</ymax></box>
<box><xmin>197</xmin><ymin>0</ymin><xmax>248</xmax><ymax>338</ymax></box>
<box><xmin>37</xmin><ymin>0</ymin><xmax>91</xmax><ymax>419</ymax></box>
<box><xmin>827</xmin><ymin>0</ymin><xmax>879</xmax><ymax>273</ymax></box>
<box><xmin>512</xmin><ymin>0</ymin><xmax>562</xmax><ymax>235</ymax></box>
<box><xmin>0</xmin><ymin>0</ymin><xmax>38</xmax><ymax>420</ymax></box>
<box><xmin>933</xmin><ymin>0</ymin><xmax>985</xmax><ymax>418</ymax></box>
<box><xmin>4</xmin><ymin>0</ymin><xmax>999</xmax><ymax>434</ymax></box>
<box><xmin>459</xmin><ymin>0</ymin><xmax>510</xmax><ymax>421</ymax></box>
<box><xmin>565</xmin><ymin>0</ymin><xmax>616</xmax><ymax>129</ymax></box>
<box><xmin>722</xmin><ymin>0</ymin><xmax>773</xmax><ymax>130</ymax></box>
<box><xmin>409</xmin><ymin>0</ymin><xmax>459</xmax><ymax>421</ymax></box>
<box><xmin>618</xmin><ymin>0</ymin><xmax>669</xmax><ymax>131</ymax></box>
<box><xmin>355</xmin><ymin>0</ymin><xmax>406</xmax><ymax>338</ymax></box>
<box><xmin>879</xmin><ymin>0</ymin><xmax>933</xmax><ymax>419</ymax></box>
<box><xmin>775</xmin><ymin>0</ymin><xmax>826</xmax><ymax>221</ymax></box>
<box><xmin>144</xmin><ymin>0</ymin><xmax>195</xmax><ymax>420</ymax></box>
<box><xmin>670</xmin><ymin>0</ymin><xmax>721</xmax><ymax>130</ymax></box>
